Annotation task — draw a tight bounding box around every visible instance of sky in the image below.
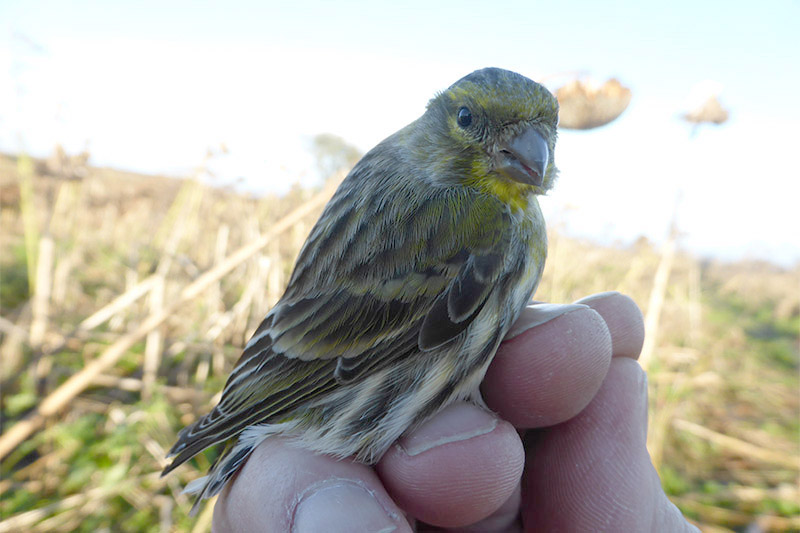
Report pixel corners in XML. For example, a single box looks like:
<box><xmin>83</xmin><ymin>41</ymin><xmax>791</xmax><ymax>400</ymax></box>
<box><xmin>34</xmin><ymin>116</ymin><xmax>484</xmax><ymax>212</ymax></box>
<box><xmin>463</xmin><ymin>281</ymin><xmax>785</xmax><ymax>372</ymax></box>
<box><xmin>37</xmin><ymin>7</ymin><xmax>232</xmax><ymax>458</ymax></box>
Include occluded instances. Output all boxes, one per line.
<box><xmin>2</xmin><ymin>0</ymin><xmax>799</xmax><ymax>266</ymax></box>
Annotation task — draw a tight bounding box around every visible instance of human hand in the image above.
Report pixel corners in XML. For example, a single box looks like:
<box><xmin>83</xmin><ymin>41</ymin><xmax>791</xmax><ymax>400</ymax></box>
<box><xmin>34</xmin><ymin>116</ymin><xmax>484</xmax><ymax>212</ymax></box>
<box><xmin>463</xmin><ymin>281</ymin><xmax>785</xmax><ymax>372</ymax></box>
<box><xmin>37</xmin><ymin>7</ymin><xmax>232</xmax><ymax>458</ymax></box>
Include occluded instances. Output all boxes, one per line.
<box><xmin>211</xmin><ymin>292</ymin><xmax>698</xmax><ymax>532</ymax></box>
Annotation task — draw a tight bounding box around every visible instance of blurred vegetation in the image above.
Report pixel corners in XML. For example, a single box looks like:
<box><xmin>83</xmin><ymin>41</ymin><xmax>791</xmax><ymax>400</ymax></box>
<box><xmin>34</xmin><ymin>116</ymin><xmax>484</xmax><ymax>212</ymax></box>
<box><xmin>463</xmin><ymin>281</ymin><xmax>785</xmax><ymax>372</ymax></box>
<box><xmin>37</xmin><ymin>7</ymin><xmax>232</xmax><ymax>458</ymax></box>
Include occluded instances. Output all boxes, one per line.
<box><xmin>0</xmin><ymin>149</ymin><xmax>798</xmax><ymax>532</ymax></box>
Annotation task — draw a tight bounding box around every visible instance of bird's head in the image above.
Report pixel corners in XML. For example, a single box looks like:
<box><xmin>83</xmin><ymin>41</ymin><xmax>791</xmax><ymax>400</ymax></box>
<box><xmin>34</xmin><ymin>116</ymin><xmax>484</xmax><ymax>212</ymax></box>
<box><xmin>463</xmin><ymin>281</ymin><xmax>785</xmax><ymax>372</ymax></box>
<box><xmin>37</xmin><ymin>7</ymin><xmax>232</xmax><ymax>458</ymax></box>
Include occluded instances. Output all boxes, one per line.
<box><xmin>415</xmin><ymin>68</ymin><xmax>559</xmax><ymax>209</ymax></box>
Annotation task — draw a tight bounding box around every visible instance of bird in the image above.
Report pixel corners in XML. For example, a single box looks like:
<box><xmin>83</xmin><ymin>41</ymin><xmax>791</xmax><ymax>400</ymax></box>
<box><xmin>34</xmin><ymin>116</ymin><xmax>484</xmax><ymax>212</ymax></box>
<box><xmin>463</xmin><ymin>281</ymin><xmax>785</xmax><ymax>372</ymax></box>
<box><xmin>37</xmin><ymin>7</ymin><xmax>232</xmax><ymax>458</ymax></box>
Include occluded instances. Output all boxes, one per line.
<box><xmin>162</xmin><ymin>67</ymin><xmax>559</xmax><ymax>512</ymax></box>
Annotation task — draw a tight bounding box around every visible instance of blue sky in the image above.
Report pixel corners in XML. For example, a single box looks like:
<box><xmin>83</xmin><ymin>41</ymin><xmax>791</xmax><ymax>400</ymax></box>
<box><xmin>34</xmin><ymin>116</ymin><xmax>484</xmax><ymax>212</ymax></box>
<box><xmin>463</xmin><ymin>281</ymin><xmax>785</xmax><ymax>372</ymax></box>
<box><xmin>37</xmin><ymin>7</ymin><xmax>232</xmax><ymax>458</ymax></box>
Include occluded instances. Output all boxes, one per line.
<box><xmin>2</xmin><ymin>1</ymin><xmax>799</xmax><ymax>265</ymax></box>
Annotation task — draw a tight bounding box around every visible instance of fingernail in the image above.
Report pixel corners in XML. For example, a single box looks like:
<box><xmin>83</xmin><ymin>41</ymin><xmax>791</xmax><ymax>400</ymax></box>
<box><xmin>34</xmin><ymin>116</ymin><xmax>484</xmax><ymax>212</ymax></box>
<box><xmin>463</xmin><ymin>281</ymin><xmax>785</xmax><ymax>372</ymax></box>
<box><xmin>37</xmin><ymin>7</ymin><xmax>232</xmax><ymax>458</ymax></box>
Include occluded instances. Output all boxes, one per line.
<box><xmin>505</xmin><ymin>303</ymin><xmax>589</xmax><ymax>340</ymax></box>
<box><xmin>398</xmin><ymin>403</ymin><xmax>497</xmax><ymax>456</ymax></box>
<box><xmin>293</xmin><ymin>481</ymin><xmax>397</xmax><ymax>533</ymax></box>
<box><xmin>573</xmin><ymin>291</ymin><xmax>621</xmax><ymax>304</ymax></box>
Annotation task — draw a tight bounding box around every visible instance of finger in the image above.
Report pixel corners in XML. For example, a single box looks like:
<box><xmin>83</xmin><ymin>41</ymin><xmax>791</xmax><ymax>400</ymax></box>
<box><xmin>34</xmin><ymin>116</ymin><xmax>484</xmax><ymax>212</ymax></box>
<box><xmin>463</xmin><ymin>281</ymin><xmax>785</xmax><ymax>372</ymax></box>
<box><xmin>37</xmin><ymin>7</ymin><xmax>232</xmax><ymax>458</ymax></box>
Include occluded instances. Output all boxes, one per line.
<box><xmin>575</xmin><ymin>292</ymin><xmax>645</xmax><ymax>360</ymax></box>
<box><xmin>435</xmin><ymin>484</ymin><xmax>522</xmax><ymax>532</ymax></box>
<box><xmin>483</xmin><ymin>305</ymin><xmax>613</xmax><ymax>428</ymax></box>
<box><xmin>376</xmin><ymin>402</ymin><xmax>524</xmax><ymax>529</ymax></box>
<box><xmin>212</xmin><ymin>438</ymin><xmax>413</xmax><ymax>533</ymax></box>
<box><xmin>521</xmin><ymin>358</ymin><xmax>698</xmax><ymax>532</ymax></box>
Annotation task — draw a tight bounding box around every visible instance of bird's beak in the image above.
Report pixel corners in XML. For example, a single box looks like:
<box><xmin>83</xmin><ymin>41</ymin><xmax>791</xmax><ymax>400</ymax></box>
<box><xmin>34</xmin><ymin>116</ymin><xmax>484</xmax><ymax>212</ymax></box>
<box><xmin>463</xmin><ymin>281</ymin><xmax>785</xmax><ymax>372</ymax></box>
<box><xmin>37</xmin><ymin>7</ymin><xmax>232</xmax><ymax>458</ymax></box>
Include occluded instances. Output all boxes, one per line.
<box><xmin>495</xmin><ymin>127</ymin><xmax>549</xmax><ymax>187</ymax></box>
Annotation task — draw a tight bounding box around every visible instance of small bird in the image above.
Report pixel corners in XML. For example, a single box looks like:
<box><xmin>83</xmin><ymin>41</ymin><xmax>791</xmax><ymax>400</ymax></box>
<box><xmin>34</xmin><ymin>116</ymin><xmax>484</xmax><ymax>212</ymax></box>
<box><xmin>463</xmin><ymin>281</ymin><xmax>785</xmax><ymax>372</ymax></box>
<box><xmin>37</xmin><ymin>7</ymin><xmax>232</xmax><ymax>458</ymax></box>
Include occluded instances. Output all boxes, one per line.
<box><xmin>163</xmin><ymin>67</ymin><xmax>559</xmax><ymax>511</ymax></box>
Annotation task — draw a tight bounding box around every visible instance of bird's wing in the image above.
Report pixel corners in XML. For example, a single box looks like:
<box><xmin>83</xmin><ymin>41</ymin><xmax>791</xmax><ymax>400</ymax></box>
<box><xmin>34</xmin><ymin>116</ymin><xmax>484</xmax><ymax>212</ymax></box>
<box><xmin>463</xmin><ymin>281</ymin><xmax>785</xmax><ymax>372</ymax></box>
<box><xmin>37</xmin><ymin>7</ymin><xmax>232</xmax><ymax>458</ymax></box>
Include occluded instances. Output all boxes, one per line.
<box><xmin>164</xmin><ymin>183</ymin><xmax>514</xmax><ymax>471</ymax></box>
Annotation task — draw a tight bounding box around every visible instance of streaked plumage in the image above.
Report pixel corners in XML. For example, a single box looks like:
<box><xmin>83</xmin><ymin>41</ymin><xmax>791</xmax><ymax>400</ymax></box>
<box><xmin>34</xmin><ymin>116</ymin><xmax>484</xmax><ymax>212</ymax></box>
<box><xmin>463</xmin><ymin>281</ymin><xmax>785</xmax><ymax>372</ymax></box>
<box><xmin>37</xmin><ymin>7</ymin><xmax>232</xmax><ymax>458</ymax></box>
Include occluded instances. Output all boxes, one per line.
<box><xmin>163</xmin><ymin>67</ymin><xmax>559</xmax><ymax>512</ymax></box>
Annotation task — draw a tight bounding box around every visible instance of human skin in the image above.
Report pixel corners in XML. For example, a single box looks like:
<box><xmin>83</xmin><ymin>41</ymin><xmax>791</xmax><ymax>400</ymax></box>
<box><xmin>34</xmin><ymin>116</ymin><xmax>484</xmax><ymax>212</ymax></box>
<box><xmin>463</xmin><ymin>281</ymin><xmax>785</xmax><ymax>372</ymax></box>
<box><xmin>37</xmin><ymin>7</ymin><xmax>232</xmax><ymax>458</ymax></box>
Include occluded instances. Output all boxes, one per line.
<box><xmin>211</xmin><ymin>292</ymin><xmax>698</xmax><ymax>532</ymax></box>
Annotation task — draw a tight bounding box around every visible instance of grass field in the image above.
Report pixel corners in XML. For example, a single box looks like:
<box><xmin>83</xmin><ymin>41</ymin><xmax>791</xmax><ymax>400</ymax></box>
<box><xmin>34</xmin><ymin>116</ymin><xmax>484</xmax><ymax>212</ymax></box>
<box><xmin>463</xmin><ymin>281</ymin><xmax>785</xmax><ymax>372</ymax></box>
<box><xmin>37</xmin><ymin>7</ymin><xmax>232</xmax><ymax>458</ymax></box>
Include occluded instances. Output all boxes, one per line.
<box><xmin>0</xmin><ymin>151</ymin><xmax>797</xmax><ymax>531</ymax></box>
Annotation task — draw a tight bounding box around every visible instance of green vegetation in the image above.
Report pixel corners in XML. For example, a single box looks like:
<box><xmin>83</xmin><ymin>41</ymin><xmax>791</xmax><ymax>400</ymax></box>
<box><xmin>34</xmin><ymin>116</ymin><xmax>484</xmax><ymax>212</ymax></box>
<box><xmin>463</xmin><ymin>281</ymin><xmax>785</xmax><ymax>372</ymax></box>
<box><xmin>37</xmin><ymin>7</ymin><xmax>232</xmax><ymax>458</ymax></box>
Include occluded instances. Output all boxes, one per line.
<box><xmin>0</xmin><ymin>153</ymin><xmax>797</xmax><ymax>531</ymax></box>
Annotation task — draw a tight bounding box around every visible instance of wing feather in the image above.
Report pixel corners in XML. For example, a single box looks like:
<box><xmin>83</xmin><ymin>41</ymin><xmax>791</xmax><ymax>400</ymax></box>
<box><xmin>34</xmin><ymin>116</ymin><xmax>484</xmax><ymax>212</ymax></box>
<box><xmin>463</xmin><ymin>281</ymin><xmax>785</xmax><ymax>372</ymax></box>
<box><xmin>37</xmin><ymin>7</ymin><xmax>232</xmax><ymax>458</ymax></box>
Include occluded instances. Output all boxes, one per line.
<box><xmin>164</xmin><ymin>175</ymin><xmax>515</xmax><ymax>473</ymax></box>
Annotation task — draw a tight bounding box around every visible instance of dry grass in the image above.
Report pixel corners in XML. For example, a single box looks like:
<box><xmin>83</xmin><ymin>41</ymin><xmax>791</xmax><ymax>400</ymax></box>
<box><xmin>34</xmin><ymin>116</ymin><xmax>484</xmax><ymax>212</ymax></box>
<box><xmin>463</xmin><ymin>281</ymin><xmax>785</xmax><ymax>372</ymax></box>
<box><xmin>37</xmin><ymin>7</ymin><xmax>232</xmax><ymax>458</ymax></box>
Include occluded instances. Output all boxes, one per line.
<box><xmin>0</xmin><ymin>152</ymin><xmax>798</xmax><ymax>532</ymax></box>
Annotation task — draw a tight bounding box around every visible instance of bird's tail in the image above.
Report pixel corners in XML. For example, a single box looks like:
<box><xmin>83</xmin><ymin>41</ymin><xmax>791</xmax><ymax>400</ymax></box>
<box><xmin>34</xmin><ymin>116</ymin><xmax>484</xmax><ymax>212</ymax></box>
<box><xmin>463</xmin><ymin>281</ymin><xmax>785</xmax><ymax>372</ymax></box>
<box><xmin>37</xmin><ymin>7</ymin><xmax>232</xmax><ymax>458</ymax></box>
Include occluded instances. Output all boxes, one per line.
<box><xmin>184</xmin><ymin>422</ymin><xmax>295</xmax><ymax>515</ymax></box>
<box><xmin>183</xmin><ymin>438</ymin><xmax>253</xmax><ymax>515</ymax></box>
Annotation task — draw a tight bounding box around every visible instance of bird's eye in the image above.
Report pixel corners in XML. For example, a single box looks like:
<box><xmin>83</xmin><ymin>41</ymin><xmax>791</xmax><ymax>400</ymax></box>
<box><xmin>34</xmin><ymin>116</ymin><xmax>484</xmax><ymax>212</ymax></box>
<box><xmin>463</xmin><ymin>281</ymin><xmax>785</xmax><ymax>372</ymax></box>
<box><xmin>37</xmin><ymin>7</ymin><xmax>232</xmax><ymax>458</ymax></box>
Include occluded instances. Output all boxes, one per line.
<box><xmin>457</xmin><ymin>107</ymin><xmax>472</xmax><ymax>128</ymax></box>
